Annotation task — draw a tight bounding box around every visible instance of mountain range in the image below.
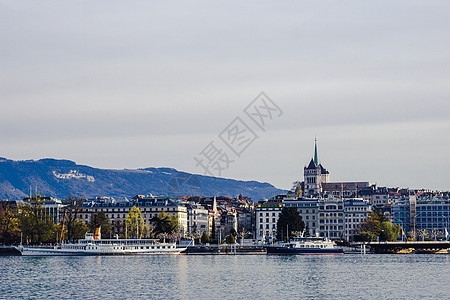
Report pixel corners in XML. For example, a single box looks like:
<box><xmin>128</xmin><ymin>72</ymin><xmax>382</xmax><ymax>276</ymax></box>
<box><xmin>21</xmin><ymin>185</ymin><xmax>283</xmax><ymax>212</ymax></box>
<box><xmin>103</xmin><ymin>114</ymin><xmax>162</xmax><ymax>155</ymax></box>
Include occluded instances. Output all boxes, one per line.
<box><xmin>0</xmin><ymin>157</ymin><xmax>286</xmax><ymax>201</ymax></box>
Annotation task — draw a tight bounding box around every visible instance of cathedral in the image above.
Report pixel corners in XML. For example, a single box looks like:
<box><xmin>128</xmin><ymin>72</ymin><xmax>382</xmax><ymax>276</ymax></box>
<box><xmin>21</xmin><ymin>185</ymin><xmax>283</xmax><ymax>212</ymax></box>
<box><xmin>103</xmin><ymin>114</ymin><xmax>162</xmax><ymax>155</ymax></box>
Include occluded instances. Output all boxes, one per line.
<box><xmin>303</xmin><ymin>139</ymin><xmax>329</xmax><ymax>197</ymax></box>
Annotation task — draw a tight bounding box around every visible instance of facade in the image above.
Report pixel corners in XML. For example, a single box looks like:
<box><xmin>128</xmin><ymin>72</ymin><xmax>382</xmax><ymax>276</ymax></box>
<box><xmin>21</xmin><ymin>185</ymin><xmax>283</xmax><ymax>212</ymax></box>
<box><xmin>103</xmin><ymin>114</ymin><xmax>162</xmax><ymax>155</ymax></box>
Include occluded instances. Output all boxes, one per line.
<box><xmin>22</xmin><ymin>197</ymin><xmax>66</xmax><ymax>224</ymax></box>
<box><xmin>318</xmin><ymin>199</ymin><xmax>345</xmax><ymax>239</ymax></box>
<box><xmin>79</xmin><ymin>196</ymin><xmax>188</xmax><ymax>236</ymax></box>
<box><xmin>414</xmin><ymin>198</ymin><xmax>450</xmax><ymax>235</ymax></box>
<box><xmin>283</xmin><ymin>198</ymin><xmax>318</xmax><ymax>237</ymax></box>
<box><xmin>42</xmin><ymin>199</ymin><xmax>66</xmax><ymax>224</ymax></box>
<box><xmin>391</xmin><ymin>195</ymin><xmax>416</xmax><ymax>234</ymax></box>
<box><xmin>276</xmin><ymin>197</ymin><xmax>372</xmax><ymax>241</ymax></box>
<box><xmin>322</xmin><ymin>182</ymin><xmax>370</xmax><ymax>199</ymax></box>
<box><xmin>185</xmin><ymin>203</ymin><xmax>209</xmax><ymax>236</ymax></box>
<box><xmin>343</xmin><ymin>198</ymin><xmax>371</xmax><ymax>241</ymax></box>
<box><xmin>370</xmin><ymin>187</ymin><xmax>389</xmax><ymax>207</ymax></box>
<box><xmin>237</xmin><ymin>211</ymin><xmax>254</xmax><ymax>237</ymax></box>
<box><xmin>256</xmin><ymin>201</ymin><xmax>282</xmax><ymax>241</ymax></box>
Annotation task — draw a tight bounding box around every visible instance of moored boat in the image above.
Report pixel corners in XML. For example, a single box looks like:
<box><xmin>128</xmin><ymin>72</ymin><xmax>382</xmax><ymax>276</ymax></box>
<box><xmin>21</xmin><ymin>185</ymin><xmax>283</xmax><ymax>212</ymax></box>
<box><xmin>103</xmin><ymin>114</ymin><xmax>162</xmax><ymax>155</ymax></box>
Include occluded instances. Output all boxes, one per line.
<box><xmin>15</xmin><ymin>232</ymin><xmax>186</xmax><ymax>256</ymax></box>
<box><xmin>266</xmin><ymin>236</ymin><xmax>344</xmax><ymax>255</ymax></box>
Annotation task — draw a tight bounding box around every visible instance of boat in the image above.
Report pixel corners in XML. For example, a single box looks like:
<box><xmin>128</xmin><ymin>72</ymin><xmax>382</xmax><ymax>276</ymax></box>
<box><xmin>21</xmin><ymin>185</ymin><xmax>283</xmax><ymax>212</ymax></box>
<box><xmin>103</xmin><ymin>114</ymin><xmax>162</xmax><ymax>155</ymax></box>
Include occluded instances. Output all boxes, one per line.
<box><xmin>266</xmin><ymin>236</ymin><xmax>344</xmax><ymax>255</ymax></box>
<box><xmin>15</xmin><ymin>232</ymin><xmax>186</xmax><ymax>256</ymax></box>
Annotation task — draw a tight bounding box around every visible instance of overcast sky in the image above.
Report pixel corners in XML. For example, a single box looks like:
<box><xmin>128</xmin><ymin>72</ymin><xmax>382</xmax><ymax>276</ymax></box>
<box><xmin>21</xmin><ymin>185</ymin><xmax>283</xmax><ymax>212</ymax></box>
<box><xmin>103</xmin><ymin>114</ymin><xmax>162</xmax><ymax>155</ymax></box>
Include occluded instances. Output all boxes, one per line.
<box><xmin>1</xmin><ymin>1</ymin><xmax>449</xmax><ymax>191</ymax></box>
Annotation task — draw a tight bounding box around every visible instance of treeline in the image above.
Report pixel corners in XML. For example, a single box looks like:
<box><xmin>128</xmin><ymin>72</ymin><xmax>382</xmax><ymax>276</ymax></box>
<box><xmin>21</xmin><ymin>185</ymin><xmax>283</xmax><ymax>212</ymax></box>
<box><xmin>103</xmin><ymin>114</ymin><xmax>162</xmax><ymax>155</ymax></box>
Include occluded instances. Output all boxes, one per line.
<box><xmin>0</xmin><ymin>196</ymin><xmax>180</xmax><ymax>245</ymax></box>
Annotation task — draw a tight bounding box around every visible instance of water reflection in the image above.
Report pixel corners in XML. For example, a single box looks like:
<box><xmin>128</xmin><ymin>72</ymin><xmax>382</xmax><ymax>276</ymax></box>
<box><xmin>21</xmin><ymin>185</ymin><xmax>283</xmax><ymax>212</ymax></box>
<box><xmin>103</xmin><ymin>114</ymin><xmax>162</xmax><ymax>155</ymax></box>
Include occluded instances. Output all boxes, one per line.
<box><xmin>1</xmin><ymin>255</ymin><xmax>449</xmax><ymax>299</ymax></box>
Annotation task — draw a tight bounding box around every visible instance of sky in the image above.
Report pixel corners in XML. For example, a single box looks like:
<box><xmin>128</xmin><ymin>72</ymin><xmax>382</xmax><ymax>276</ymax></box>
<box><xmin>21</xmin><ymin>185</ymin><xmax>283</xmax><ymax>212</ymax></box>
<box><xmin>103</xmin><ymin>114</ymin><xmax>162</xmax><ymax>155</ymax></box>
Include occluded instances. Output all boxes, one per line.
<box><xmin>1</xmin><ymin>1</ymin><xmax>450</xmax><ymax>191</ymax></box>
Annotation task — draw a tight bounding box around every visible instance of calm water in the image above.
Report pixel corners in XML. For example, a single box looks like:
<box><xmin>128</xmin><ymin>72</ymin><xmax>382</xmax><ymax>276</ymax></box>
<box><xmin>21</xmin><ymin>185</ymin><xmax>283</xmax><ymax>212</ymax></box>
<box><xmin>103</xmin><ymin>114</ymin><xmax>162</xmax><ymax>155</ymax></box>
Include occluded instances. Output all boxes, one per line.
<box><xmin>1</xmin><ymin>254</ymin><xmax>449</xmax><ymax>299</ymax></box>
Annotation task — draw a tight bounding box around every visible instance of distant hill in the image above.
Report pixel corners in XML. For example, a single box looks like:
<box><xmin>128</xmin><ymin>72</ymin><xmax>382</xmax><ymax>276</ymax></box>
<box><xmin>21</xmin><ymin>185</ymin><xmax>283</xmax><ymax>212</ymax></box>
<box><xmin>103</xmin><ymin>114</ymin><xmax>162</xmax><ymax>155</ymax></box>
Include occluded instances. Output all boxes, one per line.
<box><xmin>0</xmin><ymin>157</ymin><xmax>286</xmax><ymax>201</ymax></box>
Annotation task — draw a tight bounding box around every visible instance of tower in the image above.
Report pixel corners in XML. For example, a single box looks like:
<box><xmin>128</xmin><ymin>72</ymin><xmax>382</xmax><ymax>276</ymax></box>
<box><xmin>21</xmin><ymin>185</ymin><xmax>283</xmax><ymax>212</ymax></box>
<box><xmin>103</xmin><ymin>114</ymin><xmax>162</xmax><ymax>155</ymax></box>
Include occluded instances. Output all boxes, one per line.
<box><xmin>303</xmin><ymin>139</ymin><xmax>329</xmax><ymax>197</ymax></box>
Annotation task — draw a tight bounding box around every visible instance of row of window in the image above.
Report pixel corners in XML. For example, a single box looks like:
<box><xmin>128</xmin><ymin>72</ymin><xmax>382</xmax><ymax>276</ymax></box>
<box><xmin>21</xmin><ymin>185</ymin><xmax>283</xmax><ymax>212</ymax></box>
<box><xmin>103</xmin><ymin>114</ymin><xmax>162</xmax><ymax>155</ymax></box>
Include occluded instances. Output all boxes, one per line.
<box><xmin>319</xmin><ymin>213</ymin><xmax>343</xmax><ymax>217</ymax></box>
<box><xmin>319</xmin><ymin>205</ymin><xmax>344</xmax><ymax>210</ymax></box>
<box><xmin>417</xmin><ymin>206</ymin><xmax>450</xmax><ymax>211</ymax></box>
<box><xmin>319</xmin><ymin>219</ymin><xmax>344</xmax><ymax>224</ymax></box>
<box><xmin>319</xmin><ymin>225</ymin><xmax>343</xmax><ymax>230</ymax></box>
<box><xmin>83</xmin><ymin>207</ymin><xmax>183</xmax><ymax>213</ymax></box>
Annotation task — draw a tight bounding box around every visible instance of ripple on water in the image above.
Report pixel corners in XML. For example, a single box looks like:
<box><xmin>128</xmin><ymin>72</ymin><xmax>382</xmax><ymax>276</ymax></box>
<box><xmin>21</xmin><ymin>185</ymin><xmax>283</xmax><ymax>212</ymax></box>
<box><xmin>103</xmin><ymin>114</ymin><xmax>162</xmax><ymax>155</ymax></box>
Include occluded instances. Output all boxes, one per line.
<box><xmin>1</xmin><ymin>254</ymin><xmax>449</xmax><ymax>299</ymax></box>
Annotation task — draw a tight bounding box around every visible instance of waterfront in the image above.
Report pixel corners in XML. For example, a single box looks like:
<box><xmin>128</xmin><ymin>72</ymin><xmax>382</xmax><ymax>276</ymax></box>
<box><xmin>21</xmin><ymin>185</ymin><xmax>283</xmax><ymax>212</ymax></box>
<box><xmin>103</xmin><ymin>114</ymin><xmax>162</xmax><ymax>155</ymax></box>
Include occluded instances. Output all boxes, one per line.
<box><xmin>1</xmin><ymin>254</ymin><xmax>449</xmax><ymax>299</ymax></box>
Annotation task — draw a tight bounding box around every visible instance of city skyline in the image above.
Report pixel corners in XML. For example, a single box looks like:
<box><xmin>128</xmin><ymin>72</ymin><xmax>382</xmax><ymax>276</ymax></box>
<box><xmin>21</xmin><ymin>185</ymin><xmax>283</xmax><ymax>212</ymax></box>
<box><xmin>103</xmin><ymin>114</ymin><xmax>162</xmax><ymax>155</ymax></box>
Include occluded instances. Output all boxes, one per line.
<box><xmin>1</xmin><ymin>1</ymin><xmax>450</xmax><ymax>191</ymax></box>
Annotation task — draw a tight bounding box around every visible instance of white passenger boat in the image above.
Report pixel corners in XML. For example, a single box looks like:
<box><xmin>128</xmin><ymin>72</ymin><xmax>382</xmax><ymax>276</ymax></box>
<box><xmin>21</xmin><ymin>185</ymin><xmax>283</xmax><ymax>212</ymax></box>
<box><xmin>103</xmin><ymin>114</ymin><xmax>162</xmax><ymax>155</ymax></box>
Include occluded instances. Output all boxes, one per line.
<box><xmin>266</xmin><ymin>236</ymin><xmax>344</xmax><ymax>255</ymax></box>
<box><xmin>15</xmin><ymin>232</ymin><xmax>186</xmax><ymax>256</ymax></box>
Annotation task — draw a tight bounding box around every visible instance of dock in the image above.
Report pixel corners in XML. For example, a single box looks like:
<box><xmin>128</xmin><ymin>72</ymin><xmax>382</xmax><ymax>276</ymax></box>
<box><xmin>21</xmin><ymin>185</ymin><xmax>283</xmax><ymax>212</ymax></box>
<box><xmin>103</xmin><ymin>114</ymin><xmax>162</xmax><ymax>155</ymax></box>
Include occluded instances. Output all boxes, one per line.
<box><xmin>183</xmin><ymin>245</ymin><xmax>266</xmax><ymax>255</ymax></box>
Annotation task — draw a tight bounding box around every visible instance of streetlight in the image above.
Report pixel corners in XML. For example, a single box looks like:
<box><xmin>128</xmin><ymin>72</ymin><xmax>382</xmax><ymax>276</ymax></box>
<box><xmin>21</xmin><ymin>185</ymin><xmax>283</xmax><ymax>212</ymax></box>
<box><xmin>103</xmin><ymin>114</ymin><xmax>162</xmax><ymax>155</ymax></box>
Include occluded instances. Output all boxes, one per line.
<box><xmin>413</xmin><ymin>211</ymin><xmax>424</xmax><ymax>241</ymax></box>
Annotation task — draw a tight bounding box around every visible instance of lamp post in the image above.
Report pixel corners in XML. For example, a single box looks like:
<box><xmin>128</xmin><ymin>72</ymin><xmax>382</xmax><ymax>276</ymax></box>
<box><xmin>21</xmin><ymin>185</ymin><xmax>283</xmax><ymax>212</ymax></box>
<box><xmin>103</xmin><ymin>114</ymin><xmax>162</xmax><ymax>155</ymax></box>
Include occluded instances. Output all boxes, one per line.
<box><xmin>413</xmin><ymin>211</ymin><xmax>424</xmax><ymax>241</ymax></box>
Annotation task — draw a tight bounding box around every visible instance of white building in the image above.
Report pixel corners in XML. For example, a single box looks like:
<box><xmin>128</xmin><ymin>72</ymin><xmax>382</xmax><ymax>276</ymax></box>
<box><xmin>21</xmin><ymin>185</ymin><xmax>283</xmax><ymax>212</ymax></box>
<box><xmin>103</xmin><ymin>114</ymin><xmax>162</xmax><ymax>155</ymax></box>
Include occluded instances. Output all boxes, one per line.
<box><xmin>343</xmin><ymin>198</ymin><xmax>371</xmax><ymax>241</ymax></box>
<box><xmin>318</xmin><ymin>199</ymin><xmax>345</xmax><ymax>239</ymax></box>
<box><xmin>255</xmin><ymin>201</ymin><xmax>282</xmax><ymax>241</ymax></box>
<box><xmin>80</xmin><ymin>196</ymin><xmax>188</xmax><ymax>236</ymax></box>
<box><xmin>186</xmin><ymin>203</ymin><xmax>209</xmax><ymax>236</ymax></box>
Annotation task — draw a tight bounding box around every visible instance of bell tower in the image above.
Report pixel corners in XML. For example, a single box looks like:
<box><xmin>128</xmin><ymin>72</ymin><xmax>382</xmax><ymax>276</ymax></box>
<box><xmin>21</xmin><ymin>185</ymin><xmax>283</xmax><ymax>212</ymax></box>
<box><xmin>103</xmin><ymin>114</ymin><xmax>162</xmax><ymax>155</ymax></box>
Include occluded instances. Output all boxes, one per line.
<box><xmin>303</xmin><ymin>139</ymin><xmax>329</xmax><ymax>197</ymax></box>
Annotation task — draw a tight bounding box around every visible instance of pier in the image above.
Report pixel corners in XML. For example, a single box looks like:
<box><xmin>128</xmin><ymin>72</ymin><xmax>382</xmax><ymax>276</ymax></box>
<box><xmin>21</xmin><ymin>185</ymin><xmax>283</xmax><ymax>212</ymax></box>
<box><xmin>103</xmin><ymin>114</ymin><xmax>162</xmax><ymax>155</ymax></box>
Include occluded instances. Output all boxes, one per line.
<box><xmin>183</xmin><ymin>245</ymin><xmax>265</xmax><ymax>255</ymax></box>
<box><xmin>366</xmin><ymin>241</ymin><xmax>450</xmax><ymax>254</ymax></box>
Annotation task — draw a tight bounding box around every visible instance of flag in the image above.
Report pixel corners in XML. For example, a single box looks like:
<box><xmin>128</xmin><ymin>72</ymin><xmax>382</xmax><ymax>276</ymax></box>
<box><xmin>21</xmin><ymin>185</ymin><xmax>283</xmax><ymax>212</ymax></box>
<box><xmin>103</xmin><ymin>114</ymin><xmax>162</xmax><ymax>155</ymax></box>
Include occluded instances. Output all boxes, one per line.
<box><xmin>399</xmin><ymin>227</ymin><xmax>405</xmax><ymax>241</ymax></box>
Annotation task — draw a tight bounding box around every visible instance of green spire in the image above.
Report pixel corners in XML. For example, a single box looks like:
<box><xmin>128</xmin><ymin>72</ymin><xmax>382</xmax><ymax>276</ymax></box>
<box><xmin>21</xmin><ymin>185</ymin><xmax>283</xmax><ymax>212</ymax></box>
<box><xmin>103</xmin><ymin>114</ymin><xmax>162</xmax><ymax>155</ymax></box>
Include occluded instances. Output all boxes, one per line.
<box><xmin>314</xmin><ymin>138</ymin><xmax>318</xmax><ymax>165</ymax></box>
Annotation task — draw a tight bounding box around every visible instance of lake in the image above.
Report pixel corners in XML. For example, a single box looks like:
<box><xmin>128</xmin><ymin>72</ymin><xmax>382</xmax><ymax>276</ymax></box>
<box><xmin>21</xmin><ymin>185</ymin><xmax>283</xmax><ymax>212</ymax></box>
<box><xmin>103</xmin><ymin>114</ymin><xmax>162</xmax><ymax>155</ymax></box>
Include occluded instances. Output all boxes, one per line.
<box><xmin>1</xmin><ymin>254</ymin><xmax>449</xmax><ymax>299</ymax></box>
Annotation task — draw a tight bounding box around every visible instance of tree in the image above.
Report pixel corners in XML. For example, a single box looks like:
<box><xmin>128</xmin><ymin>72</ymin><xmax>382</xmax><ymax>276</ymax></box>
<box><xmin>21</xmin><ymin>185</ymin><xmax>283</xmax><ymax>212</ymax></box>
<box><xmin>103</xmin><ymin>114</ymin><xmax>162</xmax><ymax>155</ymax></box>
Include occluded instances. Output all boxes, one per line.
<box><xmin>354</xmin><ymin>210</ymin><xmax>399</xmax><ymax>242</ymax></box>
<box><xmin>0</xmin><ymin>204</ymin><xmax>20</xmax><ymax>245</ymax></box>
<box><xmin>276</xmin><ymin>207</ymin><xmax>305</xmax><ymax>241</ymax></box>
<box><xmin>170</xmin><ymin>215</ymin><xmax>180</xmax><ymax>234</ymax></box>
<box><xmin>71</xmin><ymin>220</ymin><xmax>89</xmax><ymax>241</ymax></box>
<box><xmin>18</xmin><ymin>196</ymin><xmax>56</xmax><ymax>244</ymax></box>
<box><xmin>226</xmin><ymin>233</ymin><xmax>236</xmax><ymax>244</ymax></box>
<box><xmin>417</xmin><ymin>229</ymin><xmax>429</xmax><ymax>241</ymax></box>
<box><xmin>62</xmin><ymin>197</ymin><xmax>87</xmax><ymax>242</ymax></box>
<box><xmin>201</xmin><ymin>231</ymin><xmax>210</xmax><ymax>244</ymax></box>
<box><xmin>151</xmin><ymin>211</ymin><xmax>179</xmax><ymax>238</ymax></box>
<box><xmin>125</xmin><ymin>206</ymin><xmax>146</xmax><ymax>238</ymax></box>
<box><xmin>379</xmin><ymin>221</ymin><xmax>401</xmax><ymax>242</ymax></box>
<box><xmin>89</xmin><ymin>212</ymin><xmax>113</xmax><ymax>238</ymax></box>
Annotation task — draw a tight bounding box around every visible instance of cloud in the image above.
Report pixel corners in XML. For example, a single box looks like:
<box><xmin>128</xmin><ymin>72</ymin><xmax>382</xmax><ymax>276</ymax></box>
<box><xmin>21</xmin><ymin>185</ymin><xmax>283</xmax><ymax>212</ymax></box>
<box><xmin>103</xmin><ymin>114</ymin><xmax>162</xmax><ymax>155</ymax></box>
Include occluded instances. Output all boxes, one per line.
<box><xmin>1</xmin><ymin>0</ymin><xmax>450</xmax><ymax>191</ymax></box>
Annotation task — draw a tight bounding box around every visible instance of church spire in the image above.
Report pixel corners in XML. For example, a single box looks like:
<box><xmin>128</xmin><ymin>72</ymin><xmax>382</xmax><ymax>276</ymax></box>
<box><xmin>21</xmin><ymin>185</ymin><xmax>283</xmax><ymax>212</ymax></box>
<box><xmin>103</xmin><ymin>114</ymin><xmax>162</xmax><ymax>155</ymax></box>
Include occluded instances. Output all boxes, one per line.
<box><xmin>314</xmin><ymin>138</ymin><xmax>318</xmax><ymax>165</ymax></box>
